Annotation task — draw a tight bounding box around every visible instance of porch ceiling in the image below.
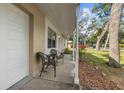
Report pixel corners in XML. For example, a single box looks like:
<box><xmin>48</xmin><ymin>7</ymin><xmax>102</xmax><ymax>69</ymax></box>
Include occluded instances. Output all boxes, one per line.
<box><xmin>37</xmin><ymin>3</ymin><xmax>77</xmax><ymax>38</ymax></box>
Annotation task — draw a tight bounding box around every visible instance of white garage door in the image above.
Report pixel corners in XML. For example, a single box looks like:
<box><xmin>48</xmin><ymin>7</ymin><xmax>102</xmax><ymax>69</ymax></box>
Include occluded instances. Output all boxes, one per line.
<box><xmin>0</xmin><ymin>4</ymin><xmax>29</xmax><ymax>89</ymax></box>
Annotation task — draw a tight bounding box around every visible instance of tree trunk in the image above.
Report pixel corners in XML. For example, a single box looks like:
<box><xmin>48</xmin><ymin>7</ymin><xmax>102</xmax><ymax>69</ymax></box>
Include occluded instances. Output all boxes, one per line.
<box><xmin>96</xmin><ymin>36</ymin><xmax>101</xmax><ymax>50</ymax></box>
<box><xmin>104</xmin><ymin>33</ymin><xmax>109</xmax><ymax>50</ymax></box>
<box><xmin>84</xmin><ymin>37</ymin><xmax>86</xmax><ymax>45</ymax></box>
<box><xmin>96</xmin><ymin>22</ymin><xmax>110</xmax><ymax>50</ymax></box>
<box><xmin>108</xmin><ymin>3</ymin><xmax>123</xmax><ymax>68</ymax></box>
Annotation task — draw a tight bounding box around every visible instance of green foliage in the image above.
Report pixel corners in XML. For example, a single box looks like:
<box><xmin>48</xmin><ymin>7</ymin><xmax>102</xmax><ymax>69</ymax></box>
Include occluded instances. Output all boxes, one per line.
<box><xmin>64</xmin><ymin>48</ymin><xmax>73</xmax><ymax>54</ymax></box>
<box><xmin>87</xmin><ymin>33</ymin><xmax>97</xmax><ymax>47</ymax></box>
<box><xmin>92</xmin><ymin>3</ymin><xmax>112</xmax><ymax>18</ymax></box>
<box><xmin>79</xmin><ymin>49</ymin><xmax>83</xmax><ymax>58</ymax></box>
<box><xmin>120</xmin><ymin>31</ymin><xmax>124</xmax><ymax>43</ymax></box>
<box><xmin>78</xmin><ymin>33</ymin><xmax>86</xmax><ymax>44</ymax></box>
<box><xmin>88</xmin><ymin>4</ymin><xmax>111</xmax><ymax>32</ymax></box>
<box><xmin>86</xmin><ymin>4</ymin><xmax>113</xmax><ymax>47</ymax></box>
<box><xmin>120</xmin><ymin>44</ymin><xmax>124</xmax><ymax>48</ymax></box>
<box><xmin>89</xmin><ymin>3</ymin><xmax>112</xmax><ymax>33</ymax></box>
<box><xmin>79</xmin><ymin>3</ymin><xmax>124</xmax><ymax>48</ymax></box>
<box><xmin>121</xmin><ymin>39</ymin><xmax>124</xmax><ymax>44</ymax></box>
<box><xmin>96</xmin><ymin>28</ymin><xmax>103</xmax><ymax>36</ymax></box>
<box><xmin>88</xmin><ymin>34</ymin><xmax>97</xmax><ymax>43</ymax></box>
<box><xmin>120</xmin><ymin>32</ymin><xmax>124</xmax><ymax>39</ymax></box>
<box><xmin>69</xmin><ymin>36</ymin><xmax>73</xmax><ymax>41</ymax></box>
<box><xmin>79</xmin><ymin>48</ymin><xmax>86</xmax><ymax>59</ymax></box>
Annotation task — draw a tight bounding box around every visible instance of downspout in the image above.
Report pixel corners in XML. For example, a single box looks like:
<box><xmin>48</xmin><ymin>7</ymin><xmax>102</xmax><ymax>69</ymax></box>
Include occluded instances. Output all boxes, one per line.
<box><xmin>74</xmin><ymin>4</ymin><xmax>80</xmax><ymax>84</ymax></box>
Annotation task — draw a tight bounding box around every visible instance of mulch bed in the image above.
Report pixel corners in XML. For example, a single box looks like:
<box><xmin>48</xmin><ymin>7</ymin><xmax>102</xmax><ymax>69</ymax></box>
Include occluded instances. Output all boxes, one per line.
<box><xmin>79</xmin><ymin>60</ymin><xmax>120</xmax><ymax>90</ymax></box>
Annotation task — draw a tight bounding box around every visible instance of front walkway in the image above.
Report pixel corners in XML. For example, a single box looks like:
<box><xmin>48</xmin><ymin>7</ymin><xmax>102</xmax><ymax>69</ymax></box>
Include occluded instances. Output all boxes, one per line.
<box><xmin>8</xmin><ymin>54</ymin><xmax>79</xmax><ymax>90</ymax></box>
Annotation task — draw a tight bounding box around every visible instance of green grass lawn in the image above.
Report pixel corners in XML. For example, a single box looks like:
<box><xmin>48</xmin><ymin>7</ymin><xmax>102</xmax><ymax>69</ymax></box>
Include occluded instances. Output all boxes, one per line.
<box><xmin>85</xmin><ymin>48</ymin><xmax>124</xmax><ymax>65</ymax></box>
<box><xmin>84</xmin><ymin>48</ymin><xmax>124</xmax><ymax>76</ymax></box>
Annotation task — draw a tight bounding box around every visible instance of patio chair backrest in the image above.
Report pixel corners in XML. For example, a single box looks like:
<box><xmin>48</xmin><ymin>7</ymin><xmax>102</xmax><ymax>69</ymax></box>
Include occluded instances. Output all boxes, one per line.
<box><xmin>50</xmin><ymin>49</ymin><xmax>57</xmax><ymax>55</ymax></box>
<box><xmin>50</xmin><ymin>49</ymin><xmax>64</xmax><ymax>59</ymax></box>
<box><xmin>37</xmin><ymin>52</ymin><xmax>48</xmax><ymax>63</ymax></box>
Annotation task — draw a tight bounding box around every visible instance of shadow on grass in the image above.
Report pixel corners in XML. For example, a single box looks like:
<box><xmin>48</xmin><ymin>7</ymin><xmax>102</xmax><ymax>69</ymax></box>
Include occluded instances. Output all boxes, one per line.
<box><xmin>85</xmin><ymin>52</ymin><xmax>124</xmax><ymax>67</ymax></box>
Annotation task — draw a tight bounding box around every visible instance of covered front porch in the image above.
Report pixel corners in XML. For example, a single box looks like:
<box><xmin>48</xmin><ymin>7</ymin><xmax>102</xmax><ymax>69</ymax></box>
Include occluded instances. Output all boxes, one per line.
<box><xmin>0</xmin><ymin>3</ymin><xmax>80</xmax><ymax>90</ymax></box>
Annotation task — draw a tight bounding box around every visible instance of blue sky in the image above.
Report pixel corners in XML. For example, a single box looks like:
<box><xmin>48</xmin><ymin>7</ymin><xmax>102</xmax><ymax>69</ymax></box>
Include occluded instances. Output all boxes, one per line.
<box><xmin>79</xmin><ymin>3</ymin><xmax>96</xmax><ymax>20</ymax></box>
<box><xmin>79</xmin><ymin>3</ymin><xmax>96</xmax><ymax>34</ymax></box>
<box><xmin>80</xmin><ymin>3</ymin><xmax>95</xmax><ymax>13</ymax></box>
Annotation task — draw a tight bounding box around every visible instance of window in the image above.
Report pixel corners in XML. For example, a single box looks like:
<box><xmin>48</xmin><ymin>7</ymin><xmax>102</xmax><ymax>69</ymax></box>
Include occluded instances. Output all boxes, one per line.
<box><xmin>48</xmin><ymin>27</ymin><xmax>56</xmax><ymax>48</ymax></box>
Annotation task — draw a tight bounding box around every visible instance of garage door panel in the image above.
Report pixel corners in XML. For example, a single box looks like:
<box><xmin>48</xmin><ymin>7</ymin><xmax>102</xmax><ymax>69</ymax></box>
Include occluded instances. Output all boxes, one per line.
<box><xmin>0</xmin><ymin>49</ymin><xmax>8</xmax><ymax>68</ymax></box>
<box><xmin>0</xmin><ymin>4</ymin><xmax>29</xmax><ymax>89</ymax></box>
<box><xmin>0</xmin><ymin>4</ymin><xmax>27</xmax><ymax>24</ymax></box>
<box><xmin>0</xmin><ymin>69</ymin><xmax>8</xmax><ymax>90</ymax></box>
<box><xmin>7</xmin><ymin>64</ymin><xmax>27</xmax><ymax>80</ymax></box>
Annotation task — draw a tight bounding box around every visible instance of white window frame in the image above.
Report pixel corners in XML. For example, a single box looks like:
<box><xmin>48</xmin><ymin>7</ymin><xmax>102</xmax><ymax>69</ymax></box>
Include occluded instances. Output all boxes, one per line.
<box><xmin>45</xmin><ymin>17</ymin><xmax>58</xmax><ymax>54</ymax></box>
<box><xmin>48</xmin><ymin>27</ymin><xmax>57</xmax><ymax>48</ymax></box>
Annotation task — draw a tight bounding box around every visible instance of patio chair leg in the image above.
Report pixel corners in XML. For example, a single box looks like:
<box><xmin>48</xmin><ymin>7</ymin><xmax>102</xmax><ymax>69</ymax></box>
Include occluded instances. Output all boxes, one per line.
<box><xmin>62</xmin><ymin>58</ymin><xmax>64</xmax><ymax>64</ymax></box>
<box><xmin>54</xmin><ymin>64</ymin><xmax>56</xmax><ymax>77</ymax></box>
<box><xmin>56</xmin><ymin>59</ymin><xmax>58</xmax><ymax>65</ymax></box>
<box><xmin>46</xmin><ymin>65</ymin><xmax>49</xmax><ymax>69</ymax></box>
<box><xmin>40</xmin><ymin>65</ymin><xmax>44</xmax><ymax>77</ymax></box>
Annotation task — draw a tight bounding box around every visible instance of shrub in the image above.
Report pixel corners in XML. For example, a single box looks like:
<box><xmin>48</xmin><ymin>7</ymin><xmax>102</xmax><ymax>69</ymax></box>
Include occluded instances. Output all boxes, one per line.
<box><xmin>64</xmin><ymin>48</ymin><xmax>73</xmax><ymax>54</ymax></box>
<box><xmin>120</xmin><ymin>44</ymin><xmax>124</xmax><ymax>48</ymax></box>
<box><xmin>78</xmin><ymin>44</ymin><xmax>86</xmax><ymax>59</ymax></box>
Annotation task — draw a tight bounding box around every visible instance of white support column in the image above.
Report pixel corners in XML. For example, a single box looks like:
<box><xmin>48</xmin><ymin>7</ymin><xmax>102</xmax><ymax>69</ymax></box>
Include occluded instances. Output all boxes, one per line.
<box><xmin>72</xmin><ymin>29</ymin><xmax>75</xmax><ymax>63</ymax></box>
<box><xmin>72</xmin><ymin>29</ymin><xmax>76</xmax><ymax>79</ymax></box>
<box><xmin>74</xmin><ymin>5</ymin><xmax>80</xmax><ymax>84</ymax></box>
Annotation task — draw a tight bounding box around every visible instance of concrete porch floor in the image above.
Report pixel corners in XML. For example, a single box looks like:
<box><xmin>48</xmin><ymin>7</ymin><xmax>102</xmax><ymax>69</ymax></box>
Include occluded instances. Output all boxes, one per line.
<box><xmin>8</xmin><ymin>54</ymin><xmax>79</xmax><ymax>90</ymax></box>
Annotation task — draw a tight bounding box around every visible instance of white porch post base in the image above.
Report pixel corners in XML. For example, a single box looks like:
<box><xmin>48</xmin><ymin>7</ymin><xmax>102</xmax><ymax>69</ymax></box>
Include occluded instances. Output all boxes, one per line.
<box><xmin>74</xmin><ymin>60</ymin><xmax>79</xmax><ymax>85</ymax></box>
<box><xmin>73</xmin><ymin>4</ymin><xmax>80</xmax><ymax>85</ymax></box>
<box><xmin>74</xmin><ymin>76</ymin><xmax>79</xmax><ymax>84</ymax></box>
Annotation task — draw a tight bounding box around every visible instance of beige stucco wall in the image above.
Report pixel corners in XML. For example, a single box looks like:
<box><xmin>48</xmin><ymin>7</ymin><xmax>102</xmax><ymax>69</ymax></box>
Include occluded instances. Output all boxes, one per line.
<box><xmin>15</xmin><ymin>4</ymin><xmax>46</xmax><ymax>77</ymax></box>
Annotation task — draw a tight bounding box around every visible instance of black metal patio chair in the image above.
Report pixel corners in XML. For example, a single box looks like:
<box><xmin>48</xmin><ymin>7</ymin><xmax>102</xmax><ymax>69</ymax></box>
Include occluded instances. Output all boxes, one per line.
<box><xmin>36</xmin><ymin>52</ymin><xmax>56</xmax><ymax>77</ymax></box>
<box><xmin>50</xmin><ymin>49</ymin><xmax>64</xmax><ymax>64</ymax></box>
